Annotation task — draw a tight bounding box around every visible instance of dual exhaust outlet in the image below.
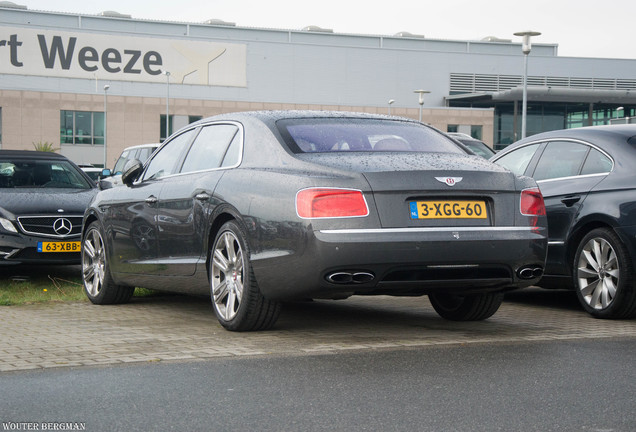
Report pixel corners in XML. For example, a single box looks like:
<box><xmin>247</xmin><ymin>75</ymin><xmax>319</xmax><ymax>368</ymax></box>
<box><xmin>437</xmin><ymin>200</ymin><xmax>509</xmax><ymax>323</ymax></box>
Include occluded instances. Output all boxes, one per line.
<box><xmin>327</xmin><ymin>266</ymin><xmax>543</xmax><ymax>284</ymax></box>
<box><xmin>326</xmin><ymin>271</ymin><xmax>375</xmax><ymax>285</ymax></box>
<box><xmin>517</xmin><ymin>265</ymin><xmax>544</xmax><ymax>280</ymax></box>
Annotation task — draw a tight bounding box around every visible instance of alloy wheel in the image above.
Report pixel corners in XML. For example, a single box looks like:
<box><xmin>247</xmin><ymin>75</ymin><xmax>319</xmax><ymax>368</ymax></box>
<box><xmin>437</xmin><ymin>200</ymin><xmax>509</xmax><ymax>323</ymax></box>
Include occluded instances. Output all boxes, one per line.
<box><xmin>211</xmin><ymin>230</ymin><xmax>244</xmax><ymax>321</ymax></box>
<box><xmin>576</xmin><ymin>236</ymin><xmax>619</xmax><ymax>310</ymax></box>
<box><xmin>82</xmin><ymin>228</ymin><xmax>106</xmax><ymax>297</ymax></box>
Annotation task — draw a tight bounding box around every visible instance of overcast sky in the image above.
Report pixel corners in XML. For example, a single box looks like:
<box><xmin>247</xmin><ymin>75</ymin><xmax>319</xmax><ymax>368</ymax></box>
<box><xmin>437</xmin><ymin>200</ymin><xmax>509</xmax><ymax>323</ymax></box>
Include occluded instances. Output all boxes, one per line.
<box><xmin>18</xmin><ymin>0</ymin><xmax>636</xmax><ymax>60</ymax></box>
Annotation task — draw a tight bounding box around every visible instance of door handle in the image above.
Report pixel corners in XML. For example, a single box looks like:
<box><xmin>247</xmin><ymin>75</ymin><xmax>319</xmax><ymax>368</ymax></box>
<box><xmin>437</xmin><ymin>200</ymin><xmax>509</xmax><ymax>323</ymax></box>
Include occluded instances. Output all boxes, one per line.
<box><xmin>145</xmin><ymin>195</ymin><xmax>158</xmax><ymax>204</ymax></box>
<box><xmin>561</xmin><ymin>195</ymin><xmax>580</xmax><ymax>207</ymax></box>
<box><xmin>195</xmin><ymin>193</ymin><xmax>211</xmax><ymax>201</ymax></box>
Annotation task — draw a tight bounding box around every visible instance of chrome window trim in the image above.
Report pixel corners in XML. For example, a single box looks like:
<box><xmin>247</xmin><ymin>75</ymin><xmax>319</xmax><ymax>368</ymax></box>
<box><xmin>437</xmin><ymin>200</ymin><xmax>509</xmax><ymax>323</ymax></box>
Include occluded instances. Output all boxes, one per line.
<box><xmin>536</xmin><ymin>172</ymin><xmax>609</xmax><ymax>184</ymax></box>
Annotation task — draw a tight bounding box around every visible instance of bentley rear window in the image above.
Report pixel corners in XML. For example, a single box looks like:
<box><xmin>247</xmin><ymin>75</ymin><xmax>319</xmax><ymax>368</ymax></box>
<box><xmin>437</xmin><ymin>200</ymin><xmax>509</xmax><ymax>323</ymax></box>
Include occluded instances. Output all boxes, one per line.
<box><xmin>277</xmin><ymin>119</ymin><xmax>465</xmax><ymax>154</ymax></box>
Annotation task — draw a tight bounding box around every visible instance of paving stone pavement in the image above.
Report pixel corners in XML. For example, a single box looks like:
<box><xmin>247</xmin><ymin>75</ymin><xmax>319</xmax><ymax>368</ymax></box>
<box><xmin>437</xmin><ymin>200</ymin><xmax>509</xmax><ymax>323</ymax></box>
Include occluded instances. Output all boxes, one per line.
<box><xmin>1</xmin><ymin>289</ymin><xmax>635</xmax><ymax>372</ymax></box>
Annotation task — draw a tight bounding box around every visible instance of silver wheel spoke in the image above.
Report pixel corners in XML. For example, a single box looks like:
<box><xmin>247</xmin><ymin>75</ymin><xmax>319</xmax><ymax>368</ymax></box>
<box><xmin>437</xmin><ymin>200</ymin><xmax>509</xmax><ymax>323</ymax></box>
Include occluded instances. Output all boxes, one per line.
<box><xmin>579</xmin><ymin>278</ymin><xmax>599</xmax><ymax>297</ymax></box>
<box><xmin>225</xmin><ymin>233</ymin><xmax>237</xmax><ymax>264</ymax></box>
<box><xmin>213</xmin><ymin>249</ymin><xmax>230</xmax><ymax>272</ymax></box>
<box><xmin>226</xmin><ymin>290</ymin><xmax>237</xmax><ymax>320</ymax></box>
<box><xmin>583</xmin><ymin>249</ymin><xmax>600</xmax><ymax>272</ymax></box>
<box><xmin>84</xmin><ymin>240</ymin><xmax>96</xmax><ymax>259</ymax></box>
<box><xmin>213</xmin><ymin>279</ymin><xmax>229</xmax><ymax>299</ymax></box>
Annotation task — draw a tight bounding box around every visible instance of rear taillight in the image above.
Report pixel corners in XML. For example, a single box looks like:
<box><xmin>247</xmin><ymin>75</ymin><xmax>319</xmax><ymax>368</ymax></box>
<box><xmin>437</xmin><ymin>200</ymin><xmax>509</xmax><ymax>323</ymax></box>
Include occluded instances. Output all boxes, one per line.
<box><xmin>520</xmin><ymin>187</ymin><xmax>546</xmax><ymax>216</ymax></box>
<box><xmin>296</xmin><ymin>188</ymin><xmax>369</xmax><ymax>219</ymax></box>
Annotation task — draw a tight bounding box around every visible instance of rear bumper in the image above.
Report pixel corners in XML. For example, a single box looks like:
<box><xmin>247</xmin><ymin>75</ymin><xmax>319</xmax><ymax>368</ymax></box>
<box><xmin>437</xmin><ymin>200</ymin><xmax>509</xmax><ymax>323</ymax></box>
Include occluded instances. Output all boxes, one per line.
<box><xmin>252</xmin><ymin>226</ymin><xmax>547</xmax><ymax>299</ymax></box>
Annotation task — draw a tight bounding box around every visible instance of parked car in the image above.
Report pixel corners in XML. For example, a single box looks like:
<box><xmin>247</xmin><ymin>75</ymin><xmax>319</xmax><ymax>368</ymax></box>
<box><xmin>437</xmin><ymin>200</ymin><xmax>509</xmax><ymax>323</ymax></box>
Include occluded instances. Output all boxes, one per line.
<box><xmin>79</xmin><ymin>164</ymin><xmax>107</xmax><ymax>184</ymax></box>
<box><xmin>81</xmin><ymin>111</ymin><xmax>547</xmax><ymax>331</ymax></box>
<box><xmin>101</xmin><ymin>143</ymin><xmax>159</xmax><ymax>187</ymax></box>
<box><xmin>447</xmin><ymin>133</ymin><xmax>496</xmax><ymax>159</ymax></box>
<box><xmin>0</xmin><ymin>150</ymin><xmax>97</xmax><ymax>265</ymax></box>
<box><xmin>491</xmin><ymin>124</ymin><xmax>636</xmax><ymax>319</ymax></box>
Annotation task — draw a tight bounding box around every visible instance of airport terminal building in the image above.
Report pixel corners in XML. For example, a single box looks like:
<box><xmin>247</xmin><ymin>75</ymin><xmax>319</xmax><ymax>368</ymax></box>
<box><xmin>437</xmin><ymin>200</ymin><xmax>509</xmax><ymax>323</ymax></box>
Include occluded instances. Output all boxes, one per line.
<box><xmin>1</xmin><ymin>3</ymin><xmax>636</xmax><ymax>167</ymax></box>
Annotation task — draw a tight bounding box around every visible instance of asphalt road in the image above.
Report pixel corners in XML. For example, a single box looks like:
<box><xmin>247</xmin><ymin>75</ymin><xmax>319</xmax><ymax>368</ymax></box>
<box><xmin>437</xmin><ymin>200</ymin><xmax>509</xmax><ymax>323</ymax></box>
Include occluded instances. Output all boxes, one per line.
<box><xmin>1</xmin><ymin>338</ymin><xmax>635</xmax><ymax>432</ymax></box>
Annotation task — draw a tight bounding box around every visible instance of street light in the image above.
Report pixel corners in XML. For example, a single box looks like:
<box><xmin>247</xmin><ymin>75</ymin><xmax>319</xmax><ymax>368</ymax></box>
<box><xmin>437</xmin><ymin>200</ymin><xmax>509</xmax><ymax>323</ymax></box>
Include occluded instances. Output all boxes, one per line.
<box><xmin>103</xmin><ymin>84</ymin><xmax>110</xmax><ymax>168</ymax></box>
<box><xmin>514</xmin><ymin>30</ymin><xmax>541</xmax><ymax>139</ymax></box>
<box><xmin>162</xmin><ymin>70</ymin><xmax>170</xmax><ymax>140</ymax></box>
<box><xmin>388</xmin><ymin>99</ymin><xmax>395</xmax><ymax>115</ymax></box>
<box><xmin>413</xmin><ymin>89</ymin><xmax>430</xmax><ymax>122</ymax></box>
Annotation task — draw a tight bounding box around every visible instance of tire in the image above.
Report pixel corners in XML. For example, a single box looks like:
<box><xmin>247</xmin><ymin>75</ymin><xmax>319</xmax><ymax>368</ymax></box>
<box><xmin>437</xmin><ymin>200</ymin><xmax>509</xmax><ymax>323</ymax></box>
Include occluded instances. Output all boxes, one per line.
<box><xmin>210</xmin><ymin>221</ymin><xmax>281</xmax><ymax>331</ymax></box>
<box><xmin>82</xmin><ymin>221</ymin><xmax>134</xmax><ymax>304</ymax></box>
<box><xmin>573</xmin><ymin>228</ymin><xmax>636</xmax><ymax>319</ymax></box>
<box><xmin>429</xmin><ymin>292</ymin><xmax>504</xmax><ymax>321</ymax></box>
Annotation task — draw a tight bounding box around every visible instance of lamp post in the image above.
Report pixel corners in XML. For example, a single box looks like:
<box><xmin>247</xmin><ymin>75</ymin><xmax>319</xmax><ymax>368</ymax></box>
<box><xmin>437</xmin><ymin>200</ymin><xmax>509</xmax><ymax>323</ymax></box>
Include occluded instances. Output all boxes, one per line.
<box><xmin>103</xmin><ymin>84</ymin><xmax>110</xmax><ymax>168</ymax></box>
<box><xmin>388</xmin><ymin>99</ymin><xmax>395</xmax><ymax>115</ymax></box>
<box><xmin>162</xmin><ymin>70</ymin><xmax>170</xmax><ymax>140</ymax></box>
<box><xmin>413</xmin><ymin>89</ymin><xmax>430</xmax><ymax>122</ymax></box>
<box><xmin>514</xmin><ymin>30</ymin><xmax>541</xmax><ymax>139</ymax></box>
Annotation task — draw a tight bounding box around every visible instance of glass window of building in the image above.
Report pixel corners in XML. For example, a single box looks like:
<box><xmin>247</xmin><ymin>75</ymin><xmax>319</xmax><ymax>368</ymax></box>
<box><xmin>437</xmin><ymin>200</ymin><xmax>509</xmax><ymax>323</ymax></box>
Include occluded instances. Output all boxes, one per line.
<box><xmin>60</xmin><ymin>111</ymin><xmax>104</xmax><ymax>145</ymax></box>
<box><xmin>470</xmin><ymin>125</ymin><xmax>482</xmax><ymax>140</ymax></box>
<box><xmin>160</xmin><ymin>115</ymin><xmax>202</xmax><ymax>142</ymax></box>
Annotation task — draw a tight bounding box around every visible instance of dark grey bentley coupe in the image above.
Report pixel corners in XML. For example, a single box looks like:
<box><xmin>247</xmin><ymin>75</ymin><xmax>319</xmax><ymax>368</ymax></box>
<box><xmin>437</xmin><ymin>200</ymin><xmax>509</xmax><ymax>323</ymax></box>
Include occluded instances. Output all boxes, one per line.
<box><xmin>81</xmin><ymin>111</ymin><xmax>547</xmax><ymax>331</ymax></box>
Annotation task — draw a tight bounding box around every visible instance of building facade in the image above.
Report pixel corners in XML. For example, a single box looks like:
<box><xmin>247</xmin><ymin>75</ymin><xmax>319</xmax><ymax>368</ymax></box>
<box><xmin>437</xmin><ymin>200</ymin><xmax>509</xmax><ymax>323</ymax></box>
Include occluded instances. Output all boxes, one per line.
<box><xmin>1</xmin><ymin>4</ymin><xmax>635</xmax><ymax>166</ymax></box>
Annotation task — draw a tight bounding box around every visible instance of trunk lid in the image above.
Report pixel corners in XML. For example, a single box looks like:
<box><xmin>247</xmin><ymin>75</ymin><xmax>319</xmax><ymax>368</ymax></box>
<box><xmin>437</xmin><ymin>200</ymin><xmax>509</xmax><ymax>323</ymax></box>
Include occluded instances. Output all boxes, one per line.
<box><xmin>297</xmin><ymin>152</ymin><xmax>519</xmax><ymax>228</ymax></box>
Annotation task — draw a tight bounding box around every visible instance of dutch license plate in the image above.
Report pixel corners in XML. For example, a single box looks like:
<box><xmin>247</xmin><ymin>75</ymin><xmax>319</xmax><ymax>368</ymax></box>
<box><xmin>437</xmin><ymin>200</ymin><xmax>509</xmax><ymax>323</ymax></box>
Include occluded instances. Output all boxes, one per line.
<box><xmin>37</xmin><ymin>241</ymin><xmax>81</xmax><ymax>253</ymax></box>
<box><xmin>409</xmin><ymin>200</ymin><xmax>487</xmax><ymax>219</ymax></box>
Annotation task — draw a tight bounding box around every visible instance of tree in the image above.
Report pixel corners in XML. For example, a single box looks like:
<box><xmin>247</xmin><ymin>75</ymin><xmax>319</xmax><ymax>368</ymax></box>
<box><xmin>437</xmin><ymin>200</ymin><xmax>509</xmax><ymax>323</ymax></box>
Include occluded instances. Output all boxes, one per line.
<box><xmin>32</xmin><ymin>141</ymin><xmax>60</xmax><ymax>152</ymax></box>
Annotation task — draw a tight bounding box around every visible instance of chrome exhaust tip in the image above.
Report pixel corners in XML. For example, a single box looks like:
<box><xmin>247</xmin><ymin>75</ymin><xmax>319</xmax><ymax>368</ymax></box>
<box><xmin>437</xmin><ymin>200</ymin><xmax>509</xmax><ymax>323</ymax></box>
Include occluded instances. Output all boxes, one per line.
<box><xmin>517</xmin><ymin>266</ymin><xmax>544</xmax><ymax>280</ymax></box>
<box><xmin>326</xmin><ymin>271</ymin><xmax>375</xmax><ymax>284</ymax></box>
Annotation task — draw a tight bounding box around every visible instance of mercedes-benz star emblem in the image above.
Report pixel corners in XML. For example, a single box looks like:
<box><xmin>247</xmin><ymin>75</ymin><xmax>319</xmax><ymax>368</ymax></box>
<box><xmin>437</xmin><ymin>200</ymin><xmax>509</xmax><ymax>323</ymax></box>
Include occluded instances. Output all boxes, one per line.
<box><xmin>53</xmin><ymin>218</ymin><xmax>73</xmax><ymax>236</ymax></box>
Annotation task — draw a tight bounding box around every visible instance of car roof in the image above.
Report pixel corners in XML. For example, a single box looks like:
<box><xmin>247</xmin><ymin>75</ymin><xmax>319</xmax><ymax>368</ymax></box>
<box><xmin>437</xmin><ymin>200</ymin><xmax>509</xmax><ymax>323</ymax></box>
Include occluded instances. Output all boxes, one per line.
<box><xmin>0</xmin><ymin>150</ymin><xmax>70</xmax><ymax>160</ymax></box>
<box><xmin>190</xmin><ymin>110</ymin><xmax>422</xmax><ymax>127</ymax></box>
<box><xmin>515</xmin><ymin>125</ymin><xmax>636</xmax><ymax>145</ymax></box>
<box><xmin>122</xmin><ymin>143</ymin><xmax>160</xmax><ymax>151</ymax></box>
<box><xmin>494</xmin><ymin>124</ymin><xmax>636</xmax><ymax>159</ymax></box>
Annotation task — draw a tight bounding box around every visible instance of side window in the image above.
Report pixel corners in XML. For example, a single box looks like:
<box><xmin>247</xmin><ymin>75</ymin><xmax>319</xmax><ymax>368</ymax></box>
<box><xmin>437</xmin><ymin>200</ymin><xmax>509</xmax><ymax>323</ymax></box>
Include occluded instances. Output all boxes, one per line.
<box><xmin>137</xmin><ymin>148</ymin><xmax>153</xmax><ymax>163</ymax></box>
<box><xmin>532</xmin><ymin>141</ymin><xmax>588</xmax><ymax>181</ymax></box>
<box><xmin>494</xmin><ymin>143</ymin><xmax>540</xmax><ymax>175</ymax></box>
<box><xmin>221</xmin><ymin>133</ymin><xmax>242</xmax><ymax>168</ymax></box>
<box><xmin>181</xmin><ymin>124</ymin><xmax>239</xmax><ymax>173</ymax></box>
<box><xmin>581</xmin><ymin>148</ymin><xmax>612</xmax><ymax>175</ymax></box>
<box><xmin>143</xmin><ymin>129</ymin><xmax>196</xmax><ymax>181</ymax></box>
<box><xmin>112</xmin><ymin>150</ymin><xmax>131</xmax><ymax>174</ymax></box>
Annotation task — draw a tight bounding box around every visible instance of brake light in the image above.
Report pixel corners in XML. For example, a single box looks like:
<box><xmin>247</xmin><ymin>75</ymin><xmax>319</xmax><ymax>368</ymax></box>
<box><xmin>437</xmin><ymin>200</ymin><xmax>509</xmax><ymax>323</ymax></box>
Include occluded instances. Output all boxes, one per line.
<box><xmin>296</xmin><ymin>188</ymin><xmax>369</xmax><ymax>219</ymax></box>
<box><xmin>520</xmin><ymin>187</ymin><xmax>546</xmax><ymax>216</ymax></box>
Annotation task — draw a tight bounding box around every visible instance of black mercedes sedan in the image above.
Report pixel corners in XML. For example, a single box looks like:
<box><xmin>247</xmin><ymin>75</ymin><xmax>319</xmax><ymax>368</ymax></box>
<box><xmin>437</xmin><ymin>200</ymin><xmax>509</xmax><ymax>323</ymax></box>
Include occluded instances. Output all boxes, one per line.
<box><xmin>81</xmin><ymin>111</ymin><xmax>547</xmax><ymax>331</ymax></box>
<box><xmin>491</xmin><ymin>124</ymin><xmax>636</xmax><ymax>319</ymax></box>
<box><xmin>0</xmin><ymin>150</ymin><xmax>97</xmax><ymax>265</ymax></box>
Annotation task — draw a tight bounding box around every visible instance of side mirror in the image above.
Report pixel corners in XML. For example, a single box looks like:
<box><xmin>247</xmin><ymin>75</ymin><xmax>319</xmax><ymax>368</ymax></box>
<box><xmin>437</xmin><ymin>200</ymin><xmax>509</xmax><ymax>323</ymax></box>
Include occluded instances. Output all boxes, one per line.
<box><xmin>98</xmin><ymin>179</ymin><xmax>113</xmax><ymax>190</ymax></box>
<box><xmin>121</xmin><ymin>159</ymin><xmax>143</xmax><ymax>187</ymax></box>
<box><xmin>101</xmin><ymin>168</ymin><xmax>112</xmax><ymax>178</ymax></box>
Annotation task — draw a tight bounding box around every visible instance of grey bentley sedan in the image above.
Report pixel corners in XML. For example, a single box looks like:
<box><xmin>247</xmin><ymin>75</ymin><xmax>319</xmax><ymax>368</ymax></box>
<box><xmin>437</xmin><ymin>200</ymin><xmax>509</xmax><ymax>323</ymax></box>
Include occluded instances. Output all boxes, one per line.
<box><xmin>81</xmin><ymin>111</ymin><xmax>547</xmax><ymax>331</ymax></box>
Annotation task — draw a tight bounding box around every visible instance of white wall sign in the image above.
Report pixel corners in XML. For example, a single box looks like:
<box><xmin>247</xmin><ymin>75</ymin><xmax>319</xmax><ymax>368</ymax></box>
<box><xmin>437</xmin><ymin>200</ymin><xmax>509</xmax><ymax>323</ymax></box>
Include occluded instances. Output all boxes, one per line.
<box><xmin>0</xmin><ymin>27</ymin><xmax>247</xmax><ymax>87</ymax></box>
